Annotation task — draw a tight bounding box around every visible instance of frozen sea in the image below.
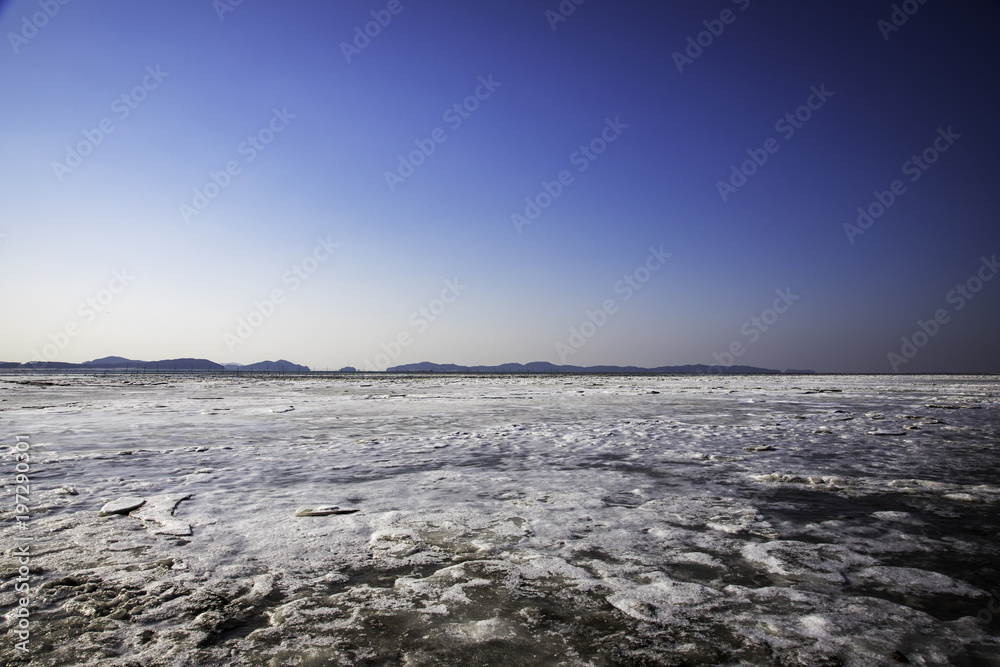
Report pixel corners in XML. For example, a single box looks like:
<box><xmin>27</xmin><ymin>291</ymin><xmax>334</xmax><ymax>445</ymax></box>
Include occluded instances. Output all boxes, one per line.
<box><xmin>2</xmin><ymin>373</ymin><xmax>999</xmax><ymax>666</ymax></box>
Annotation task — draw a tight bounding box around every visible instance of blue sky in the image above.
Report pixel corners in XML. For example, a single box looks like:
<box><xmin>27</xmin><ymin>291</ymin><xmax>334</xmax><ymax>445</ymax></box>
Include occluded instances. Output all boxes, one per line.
<box><xmin>1</xmin><ymin>0</ymin><xmax>999</xmax><ymax>372</ymax></box>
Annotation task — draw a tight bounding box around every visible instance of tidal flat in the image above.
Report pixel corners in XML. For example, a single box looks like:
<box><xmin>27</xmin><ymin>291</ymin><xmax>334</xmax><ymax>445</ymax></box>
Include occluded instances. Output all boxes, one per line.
<box><xmin>2</xmin><ymin>373</ymin><xmax>999</xmax><ymax>665</ymax></box>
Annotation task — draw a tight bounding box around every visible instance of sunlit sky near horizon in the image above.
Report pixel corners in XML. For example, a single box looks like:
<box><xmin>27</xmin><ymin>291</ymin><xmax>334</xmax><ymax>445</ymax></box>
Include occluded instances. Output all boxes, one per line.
<box><xmin>1</xmin><ymin>0</ymin><xmax>999</xmax><ymax>372</ymax></box>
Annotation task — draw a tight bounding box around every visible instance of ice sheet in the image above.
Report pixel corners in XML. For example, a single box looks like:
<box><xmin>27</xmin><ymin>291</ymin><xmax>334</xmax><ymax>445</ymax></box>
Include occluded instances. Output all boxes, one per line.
<box><xmin>2</xmin><ymin>373</ymin><xmax>999</xmax><ymax>665</ymax></box>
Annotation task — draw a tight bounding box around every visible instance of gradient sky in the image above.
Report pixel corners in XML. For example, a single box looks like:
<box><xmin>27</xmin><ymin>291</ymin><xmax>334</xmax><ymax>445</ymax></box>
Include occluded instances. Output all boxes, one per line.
<box><xmin>2</xmin><ymin>0</ymin><xmax>999</xmax><ymax>372</ymax></box>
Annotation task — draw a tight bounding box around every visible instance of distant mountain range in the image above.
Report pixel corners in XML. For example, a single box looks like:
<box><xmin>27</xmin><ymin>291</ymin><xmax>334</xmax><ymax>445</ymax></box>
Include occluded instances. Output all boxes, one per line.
<box><xmin>0</xmin><ymin>357</ymin><xmax>310</xmax><ymax>372</ymax></box>
<box><xmin>0</xmin><ymin>357</ymin><xmax>814</xmax><ymax>374</ymax></box>
<box><xmin>387</xmin><ymin>361</ymin><xmax>813</xmax><ymax>374</ymax></box>
<box><xmin>222</xmin><ymin>360</ymin><xmax>311</xmax><ymax>372</ymax></box>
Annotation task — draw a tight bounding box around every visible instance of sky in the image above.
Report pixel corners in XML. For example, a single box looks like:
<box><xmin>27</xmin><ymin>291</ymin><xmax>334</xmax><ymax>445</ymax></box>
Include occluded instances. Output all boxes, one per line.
<box><xmin>1</xmin><ymin>0</ymin><xmax>999</xmax><ymax>373</ymax></box>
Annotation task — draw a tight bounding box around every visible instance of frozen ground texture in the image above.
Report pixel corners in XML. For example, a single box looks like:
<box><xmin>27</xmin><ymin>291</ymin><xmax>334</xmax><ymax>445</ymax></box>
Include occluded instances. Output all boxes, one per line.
<box><xmin>2</xmin><ymin>373</ymin><xmax>999</xmax><ymax>666</ymax></box>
